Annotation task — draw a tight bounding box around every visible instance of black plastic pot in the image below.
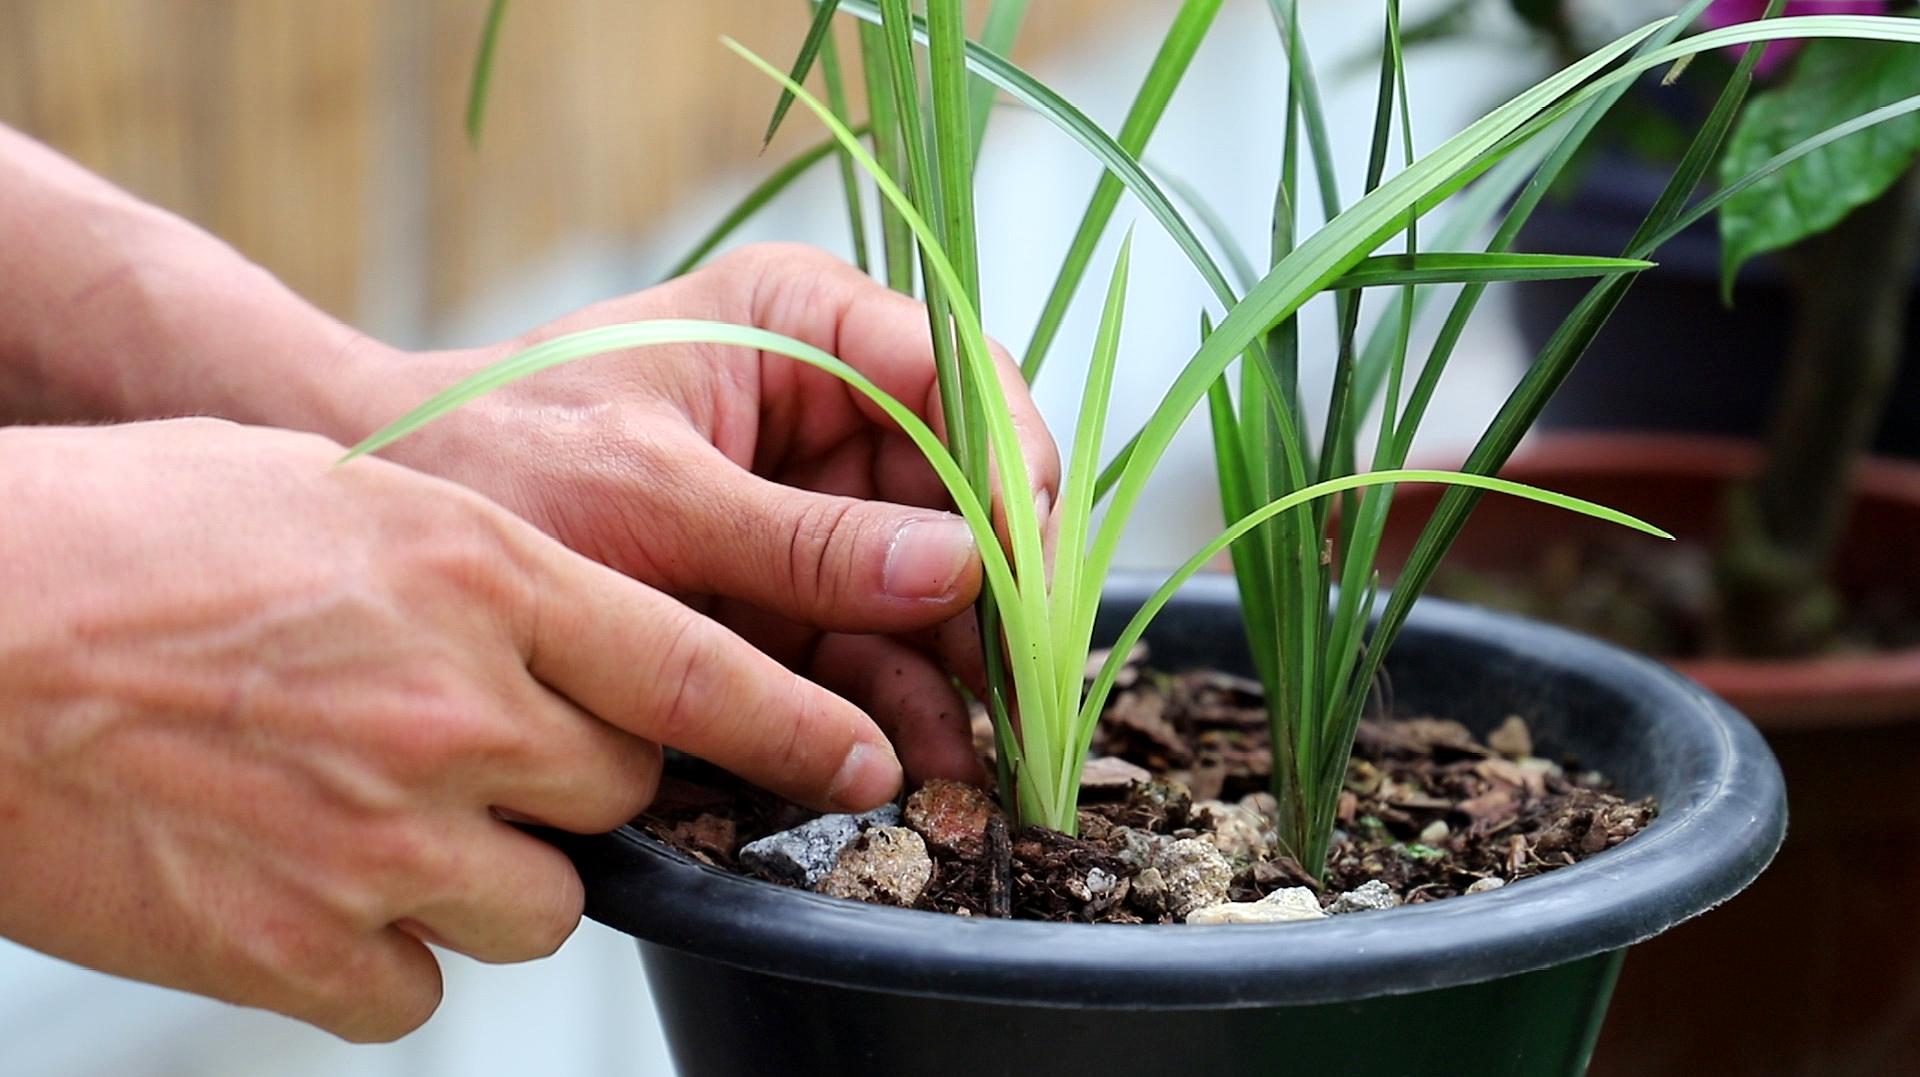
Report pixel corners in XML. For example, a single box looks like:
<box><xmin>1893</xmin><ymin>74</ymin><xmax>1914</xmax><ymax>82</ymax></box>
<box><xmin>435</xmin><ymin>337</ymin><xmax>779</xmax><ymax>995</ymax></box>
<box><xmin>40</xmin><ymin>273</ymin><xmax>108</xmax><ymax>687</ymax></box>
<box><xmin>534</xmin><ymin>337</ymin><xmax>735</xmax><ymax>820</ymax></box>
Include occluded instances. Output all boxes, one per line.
<box><xmin>549</xmin><ymin>574</ymin><xmax>1786</xmax><ymax>1077</ymax></box>
<box><xmin>1512</xmin><ymin>153</ymin><xmax>1920</xmax><ymax>457</ymax></box>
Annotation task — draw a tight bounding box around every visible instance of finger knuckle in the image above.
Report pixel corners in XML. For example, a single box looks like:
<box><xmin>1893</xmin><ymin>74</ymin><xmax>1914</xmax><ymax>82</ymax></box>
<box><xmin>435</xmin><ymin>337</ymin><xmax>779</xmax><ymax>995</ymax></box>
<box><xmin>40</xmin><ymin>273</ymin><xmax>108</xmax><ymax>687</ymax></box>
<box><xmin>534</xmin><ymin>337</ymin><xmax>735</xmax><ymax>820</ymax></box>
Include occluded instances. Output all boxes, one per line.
<box><xmin>785</xmin><ymin>497</ymin><xmax>858</xmax><ymax>611</ymax></box>
<box><xmin>375</xmin><ymin>669</ymin><xmax>501</xmax><ymax>780</ymax></box>
<box><xmin>522</xmin><ymin>867</ymin><xmax>585</xmax><ymax>960</ymax></box>
<box><xmin>764</xmin><ymin>678</ymin><xmax>850</xmax><ymax>792</ymax></box>
<box><xmin>353</xmin><ymin>818</ymin><xmax>449</xmax><ymax>897</ymax></box>
<box><xmin>240</xmin><ymin>915</ymin><xmax>438</xmax><ymax>1043</ymax></box>
<box><xmin>583</xmin><ymin>741</ymin><xmax>665</xmax><ymax>832</ymax></box>
<box><xmin>332</xmin><ymin>957</ymin><xmax>443</xmax><ymax>1043</ymax></box>
<box><xmin>647</xmin><ymin>612</ymin><xmax>720</xmax><ymax>746</ymax></box>
<box><xmin>403</xmin><ymin>505</ymin><xmax>531</xmax><ymax>612</ymax></box>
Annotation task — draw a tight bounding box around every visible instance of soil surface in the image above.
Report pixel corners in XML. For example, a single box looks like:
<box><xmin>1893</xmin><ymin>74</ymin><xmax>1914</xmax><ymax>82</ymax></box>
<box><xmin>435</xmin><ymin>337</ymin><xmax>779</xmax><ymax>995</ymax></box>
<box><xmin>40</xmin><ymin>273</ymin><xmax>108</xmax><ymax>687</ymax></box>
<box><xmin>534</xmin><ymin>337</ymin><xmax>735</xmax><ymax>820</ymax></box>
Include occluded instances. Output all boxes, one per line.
<box><xmin>638</xmin><ymin>651</ymin><xmax>1655</xmax><ymax>923</ymax></box>
<box><xmin>1432</xmin><ymin>537</ymin><xmax>1920</xmax><ymax>659</ymax></box>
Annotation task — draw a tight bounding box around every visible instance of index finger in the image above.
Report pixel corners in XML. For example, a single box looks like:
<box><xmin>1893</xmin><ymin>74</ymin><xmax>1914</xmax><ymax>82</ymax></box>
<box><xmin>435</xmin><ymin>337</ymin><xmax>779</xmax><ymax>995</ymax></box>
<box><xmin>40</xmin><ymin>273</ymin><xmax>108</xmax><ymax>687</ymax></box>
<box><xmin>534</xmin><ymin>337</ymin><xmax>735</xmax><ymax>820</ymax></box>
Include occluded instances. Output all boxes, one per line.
<box><xmin>519</xmin><ymin>534</ymin><xmax>902</xmax><ymax>813</ymax></box>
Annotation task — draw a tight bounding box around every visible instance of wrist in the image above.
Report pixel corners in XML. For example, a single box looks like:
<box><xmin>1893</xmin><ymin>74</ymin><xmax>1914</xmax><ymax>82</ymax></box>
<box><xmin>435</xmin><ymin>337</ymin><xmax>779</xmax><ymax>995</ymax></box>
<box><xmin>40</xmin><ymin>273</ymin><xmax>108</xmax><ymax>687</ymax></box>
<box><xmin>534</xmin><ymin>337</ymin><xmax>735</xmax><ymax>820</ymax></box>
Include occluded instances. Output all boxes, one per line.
<box><xmin>0</xmin><ymin>127</ymin><xmax>386</xmax><ymax>435</ymax></box>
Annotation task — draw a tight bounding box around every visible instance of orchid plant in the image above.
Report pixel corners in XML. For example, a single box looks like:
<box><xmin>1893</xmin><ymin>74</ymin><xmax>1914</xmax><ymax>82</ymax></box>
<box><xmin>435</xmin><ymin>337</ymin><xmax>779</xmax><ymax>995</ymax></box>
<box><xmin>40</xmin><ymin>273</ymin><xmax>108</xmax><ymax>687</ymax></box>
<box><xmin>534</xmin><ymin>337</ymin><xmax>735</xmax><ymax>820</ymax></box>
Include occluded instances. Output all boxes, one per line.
<box><xmin>354</xmin><ymin>2</ymin><xmax>1920</xmax><ymax>876</ymax></box>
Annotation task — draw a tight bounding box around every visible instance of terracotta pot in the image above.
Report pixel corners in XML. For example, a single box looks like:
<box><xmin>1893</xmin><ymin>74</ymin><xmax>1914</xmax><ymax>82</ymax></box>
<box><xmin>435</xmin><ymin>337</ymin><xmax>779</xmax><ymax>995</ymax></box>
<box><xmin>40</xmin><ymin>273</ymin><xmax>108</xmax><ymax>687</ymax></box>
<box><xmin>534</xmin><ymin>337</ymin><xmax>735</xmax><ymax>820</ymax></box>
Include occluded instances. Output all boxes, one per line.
<box><xmin>1510</xmin><ymin>153</ymin><xmax>1920</xmax><ymax>460</ymax></box>
<box><xmin>1381</xmin><ymin>432</ymin><xmax>1920</xmax><ymax>1077</ymax></box>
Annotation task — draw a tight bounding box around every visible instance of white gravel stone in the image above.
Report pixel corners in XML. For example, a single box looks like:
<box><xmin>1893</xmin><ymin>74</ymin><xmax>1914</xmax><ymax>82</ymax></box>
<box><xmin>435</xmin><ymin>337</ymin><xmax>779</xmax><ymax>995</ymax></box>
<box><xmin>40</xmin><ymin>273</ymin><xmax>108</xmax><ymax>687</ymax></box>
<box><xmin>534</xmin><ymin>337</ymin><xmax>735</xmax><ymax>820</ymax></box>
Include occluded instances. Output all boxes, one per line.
<box><xmin>1151</xmin><ymin>838</ymin><xmax>1235</xmax><ymax>919</ymax></box>
<box><xmin>1186</xmin><ymin>886</ymin><xmax>1327</xmax><ymax>925</ymax></box>
<box><xmin>1327</xmin><ymin>879</ymin><xmax>1402</xmax><ymax>915</ymax></box>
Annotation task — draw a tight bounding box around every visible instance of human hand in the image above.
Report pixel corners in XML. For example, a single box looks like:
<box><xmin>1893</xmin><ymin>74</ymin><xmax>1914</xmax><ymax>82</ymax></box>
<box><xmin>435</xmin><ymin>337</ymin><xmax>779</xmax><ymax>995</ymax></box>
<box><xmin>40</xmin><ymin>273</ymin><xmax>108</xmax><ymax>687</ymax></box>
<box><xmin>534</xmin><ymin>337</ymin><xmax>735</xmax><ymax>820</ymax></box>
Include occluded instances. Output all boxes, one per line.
<box><xmin>347</xmin><ymin>244</ymin><xmax>1061</xmax><ymax>786</ymax></box>
<box><xmin>0</xmin><ymin>419</ymin><xmax>900</xmax><ymax>1041</ymax></box>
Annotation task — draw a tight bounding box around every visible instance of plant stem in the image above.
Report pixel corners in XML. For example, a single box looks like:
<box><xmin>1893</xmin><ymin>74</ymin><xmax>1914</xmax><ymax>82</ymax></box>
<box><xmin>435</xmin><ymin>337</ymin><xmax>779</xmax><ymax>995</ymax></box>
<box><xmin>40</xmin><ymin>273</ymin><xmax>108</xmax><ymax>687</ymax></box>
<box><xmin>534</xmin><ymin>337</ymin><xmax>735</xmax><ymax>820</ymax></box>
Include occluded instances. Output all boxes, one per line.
<box><xmin>1718</xmin><ymin>166</ymin><xmax>1920</xmax><ymax>655</ymax></box>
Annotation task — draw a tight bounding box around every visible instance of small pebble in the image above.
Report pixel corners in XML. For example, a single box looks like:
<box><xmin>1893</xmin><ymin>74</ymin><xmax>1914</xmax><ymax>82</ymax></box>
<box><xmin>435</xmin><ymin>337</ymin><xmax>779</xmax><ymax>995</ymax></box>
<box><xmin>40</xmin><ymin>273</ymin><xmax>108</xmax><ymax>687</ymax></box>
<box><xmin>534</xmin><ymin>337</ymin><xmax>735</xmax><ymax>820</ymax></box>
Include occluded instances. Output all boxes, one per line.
<box><xmin>1086</xmin><ymin>867</ymin><xmax>1118</xmax><ymax>898</ymax></box>
<box><xmin>1129</xmin><ymin>867</ymin><xmax>1168</xmax><ymax>915</ymax></box>
<box><xmin>738</xmin><ymin>814</ymin><xmax>861</xmax><ymax>887</ymax></box>
<box><xmin>1419</xmin><ymin>819</ymin><xmax>1451</xmax><ymax>845</ymax></box>
<box><xmin>903</xmin><ymin>780</ymin><xmax>996</xmax><ymax>858</ymax></box>
<box><xmin>1488</xmin><ymin>715</ymin><xmax>1533</xmax><ymax>758</ymax></box>
<box><xmin>1150</xmin><ymin>838</ymin><xmax>1234</xmax><ymax>919</ymax></box>
<box><xmin>1109</xmin><ymin>826</ymin><xmax>1164</xmax><ymax>871</ymax></box>
<box><xmin>1238</xmin><ymin>791</ymin><xmax>1278</xmax><ymax>820</ymax></box>
<box><xmin>1186</xmin><ymin>886</ymin><xmax>1326</xmax><ymax>925</ymax></box>
<box><xmin>1466</xmin><ymin>876</ymin><xmax>1507</xmax><ymax>894</ymax></box>
<box><xmin>817</xmin><ymin>826</ymin><xmax>933</xmax><ymax>907</ymax></box>
<box><xmin>1517</xmin><ymin>757</ymin><xmax>1563</xmax><ymax>786</ymax></box>
<box><xmin>1327</xmin><ymin>879</ymin><xmax>1402</xmax><ymax>915</ymax></box>
<box><xmin>1196</xmin><ymin>800</ymin><xmax>1273</xmax><ymax>862</ymax></box>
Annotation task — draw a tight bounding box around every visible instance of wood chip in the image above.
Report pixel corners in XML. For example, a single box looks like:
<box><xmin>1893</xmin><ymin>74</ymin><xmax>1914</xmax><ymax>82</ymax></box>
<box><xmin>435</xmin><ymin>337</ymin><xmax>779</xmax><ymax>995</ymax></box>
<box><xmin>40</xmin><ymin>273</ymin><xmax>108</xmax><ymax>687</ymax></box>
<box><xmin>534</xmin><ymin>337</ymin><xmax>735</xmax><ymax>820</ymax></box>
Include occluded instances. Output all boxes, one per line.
<box><xmin>1103</xmin><ymin>688</ymin><xmax>1191</xmax><ymax>763</ymax></box>
<box><xmin>1079</xmin><ymin>756</ymin><xmax>1153</xmax><ymax>790</ymax></box>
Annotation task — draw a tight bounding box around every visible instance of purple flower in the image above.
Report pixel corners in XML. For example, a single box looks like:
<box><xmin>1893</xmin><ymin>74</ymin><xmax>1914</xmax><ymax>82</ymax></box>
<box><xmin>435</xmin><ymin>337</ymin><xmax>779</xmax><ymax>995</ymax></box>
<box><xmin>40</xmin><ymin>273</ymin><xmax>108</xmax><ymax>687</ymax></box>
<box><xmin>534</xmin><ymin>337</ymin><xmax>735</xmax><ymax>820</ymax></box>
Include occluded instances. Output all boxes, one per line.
<box><xmin>1704</xmin><ymin>1</ymin><xmax>1890</xmax><ymax>77</ymax></box>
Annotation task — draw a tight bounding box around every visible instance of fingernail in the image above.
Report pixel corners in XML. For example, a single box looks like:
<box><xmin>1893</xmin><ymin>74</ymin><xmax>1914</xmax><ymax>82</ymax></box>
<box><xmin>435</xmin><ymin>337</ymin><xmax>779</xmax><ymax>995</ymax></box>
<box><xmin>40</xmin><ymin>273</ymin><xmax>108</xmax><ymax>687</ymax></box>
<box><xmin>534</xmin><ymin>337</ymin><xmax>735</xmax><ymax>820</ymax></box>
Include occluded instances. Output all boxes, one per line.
<box><xmin>883</xmin><ymin>515</ymin><xmax>975</xmax><ymax>600</ymax></box>
<box><xmin>828</xmin><ymin>741</ymin><xmax>901</xmax><ymax>810</ymax></box>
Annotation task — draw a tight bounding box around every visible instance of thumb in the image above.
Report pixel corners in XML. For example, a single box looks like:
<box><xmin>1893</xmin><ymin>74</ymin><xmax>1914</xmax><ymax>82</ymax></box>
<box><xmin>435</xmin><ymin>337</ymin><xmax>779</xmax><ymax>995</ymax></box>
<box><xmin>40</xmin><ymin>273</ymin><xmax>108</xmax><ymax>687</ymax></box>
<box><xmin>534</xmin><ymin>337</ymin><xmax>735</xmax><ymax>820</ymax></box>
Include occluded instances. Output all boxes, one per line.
<box><xmin>656</xmin><ymin>443</ymin><xmax>984</xmax><ymax>633</ymax></box>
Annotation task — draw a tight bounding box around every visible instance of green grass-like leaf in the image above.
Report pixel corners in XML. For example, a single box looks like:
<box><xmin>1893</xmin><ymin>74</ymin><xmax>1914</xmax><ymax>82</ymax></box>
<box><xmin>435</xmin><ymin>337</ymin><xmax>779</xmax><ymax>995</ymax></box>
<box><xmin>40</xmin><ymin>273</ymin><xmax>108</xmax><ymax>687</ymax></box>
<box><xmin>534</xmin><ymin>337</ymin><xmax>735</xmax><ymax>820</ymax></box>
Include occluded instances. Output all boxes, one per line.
<box><xmin>1330</xmin><ymin>252</ymin><xmax>1653</xmax><ymax>290</ymax></box>
<box><xmin>813</xmin><ymin>5</ymin><xmax>872</xmax><ymax>275</ymax></box>
<box><xmin>1078</xmin><ymin>467</ymin><xmax>1670</xmax><ymax>767</ymax></box>
<box><xmin>1021</xmin><ymin>0</ymin><xmax>1223</xmax><ymax>381</ymax></box>
<box><xmin>464</xmin><ymin>0</ymin><xmax>512</xmax><ymax>147</ymax></box>
<box><xmin>763</xmin><ymin>0</ymin><xmax>845</xmax><ymax>147</ymax></box>
<box><xmin>970</xmin><ymin>0</ymin><xmax>1031</xmax><ymax>158</ymax></box>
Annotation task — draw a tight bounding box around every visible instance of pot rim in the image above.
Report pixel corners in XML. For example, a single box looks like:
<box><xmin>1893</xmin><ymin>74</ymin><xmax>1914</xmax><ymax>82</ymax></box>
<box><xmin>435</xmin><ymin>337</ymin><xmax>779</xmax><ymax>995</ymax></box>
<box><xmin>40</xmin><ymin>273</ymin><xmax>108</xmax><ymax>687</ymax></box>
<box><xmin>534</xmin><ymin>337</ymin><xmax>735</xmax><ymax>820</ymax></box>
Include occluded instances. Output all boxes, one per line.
<box><xmin>550</xmin><ymin>573</ymin><xmax>1785</xmax><ymax>1009</ymax></box>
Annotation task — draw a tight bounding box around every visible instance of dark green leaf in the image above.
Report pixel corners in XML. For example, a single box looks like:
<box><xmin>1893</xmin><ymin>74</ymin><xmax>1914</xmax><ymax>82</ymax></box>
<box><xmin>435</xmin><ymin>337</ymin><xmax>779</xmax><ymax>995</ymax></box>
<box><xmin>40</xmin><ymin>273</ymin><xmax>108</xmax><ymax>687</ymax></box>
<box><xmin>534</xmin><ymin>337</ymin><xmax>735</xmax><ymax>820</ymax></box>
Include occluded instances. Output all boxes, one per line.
<box><xmin>813</xmin><ymin>7</ymin><xmax>872</xmax><ymax>274</ymax></box>
<box><xmin>1329</xmin><ymin>252</ymin><xmax>1653</xmax><ymax>289</ymax></box>
<box><xmin>764</xmin><ymin>0</ymin><xmax>846</xmax><ymax>147</ymax></box>
<box><xmin>1719</xmin><ymin>32</ymin><xmax>1920</xmax><ymax>293</ymax></box>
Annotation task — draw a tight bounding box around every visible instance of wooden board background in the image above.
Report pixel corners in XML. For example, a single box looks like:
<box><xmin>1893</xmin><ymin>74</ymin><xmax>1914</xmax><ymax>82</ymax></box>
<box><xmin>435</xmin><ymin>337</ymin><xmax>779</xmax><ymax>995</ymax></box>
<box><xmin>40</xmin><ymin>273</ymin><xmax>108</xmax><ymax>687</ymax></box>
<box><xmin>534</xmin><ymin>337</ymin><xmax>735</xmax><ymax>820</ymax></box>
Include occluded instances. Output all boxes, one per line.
<box><xmin>0</xmin><ymin>1</ymin><xmax>1132</xmax><ymax>335</ymax></box>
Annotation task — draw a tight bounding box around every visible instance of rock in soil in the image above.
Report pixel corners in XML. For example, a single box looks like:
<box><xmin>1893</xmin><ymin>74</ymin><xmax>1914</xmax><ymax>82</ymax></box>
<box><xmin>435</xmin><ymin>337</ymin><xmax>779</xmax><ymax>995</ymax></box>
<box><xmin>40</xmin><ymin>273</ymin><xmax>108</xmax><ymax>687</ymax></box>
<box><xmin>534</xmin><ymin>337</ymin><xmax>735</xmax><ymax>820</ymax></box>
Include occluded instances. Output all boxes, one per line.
<box><xmin>738</xmin><ymin>814</ymin><xmax>861</xmax><ymax>887</ymax></box>
<box><xmin>1195</xmin><ymin>799</ymin><xmax>1272</xmax><ymax>862</ymax></box>
<box><xmin>1128</xmin><ymin>867</ymin><xmax>1169</xmax><ymax>916</ymax></box>
<box><xmin>642</xmin><ymin>665</ymin><xmax>1657</xmax><ymax>925</ymax></box>
<box><xmin>1327</xmin><ymin>879</ymin><xmax>1401</xmax><ymax>915</ymax></box>
<box><xmin>1109</xmin><ymin>825</ymin><xmax>1164</xmax><ymax>872</ymax></box>
<box><xmin>817</xmin><ymin>827</ymin><xmax>933</xmax><ymax>907</ymax></box>
<box><xmin>904</xmin><ymin>779</ymin><xmax>997</xmax><ymax>858</ymax></box>
<box><xmin>1186</xmin><ymin>886</ymin><xmax>1326</xmax><ymax>925</ymax></box>
<box><xmin>737</xmin><ymin>806</ymin><xmax>901</xmax><ymax>887</ymax></box>
<box><xmin>1149</xmin><ymin>838</ymin><xmax>1234</xmax><ymax>919</ymax></box>
<box><xmin>1487</xmin><ymin>715</ymin><xmax>1533</xmax><ymax>758</ymax></box>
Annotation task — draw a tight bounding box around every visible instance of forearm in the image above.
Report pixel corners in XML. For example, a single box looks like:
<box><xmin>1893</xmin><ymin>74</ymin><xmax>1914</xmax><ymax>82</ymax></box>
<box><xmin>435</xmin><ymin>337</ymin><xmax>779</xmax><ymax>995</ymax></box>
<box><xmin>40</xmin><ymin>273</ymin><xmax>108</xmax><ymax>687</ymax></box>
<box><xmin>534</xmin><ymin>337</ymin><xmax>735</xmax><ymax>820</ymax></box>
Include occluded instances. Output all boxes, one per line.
<box><xmin>0</xmin><ymin>124</ymin><xmax>382</xmax><ymax>433</ymax></box>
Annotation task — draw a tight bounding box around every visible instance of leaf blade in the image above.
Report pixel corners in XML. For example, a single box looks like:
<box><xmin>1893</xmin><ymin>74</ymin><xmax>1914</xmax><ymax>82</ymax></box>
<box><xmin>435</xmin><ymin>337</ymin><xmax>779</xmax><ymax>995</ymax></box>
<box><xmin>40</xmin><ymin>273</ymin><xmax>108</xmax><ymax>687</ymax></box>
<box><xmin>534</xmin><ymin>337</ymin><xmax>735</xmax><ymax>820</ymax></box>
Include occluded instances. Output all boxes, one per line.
<box><xmin>1719</xmin><ymin>32</ymin><xmax>1920</xmax><ymax>293</ymax></box>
